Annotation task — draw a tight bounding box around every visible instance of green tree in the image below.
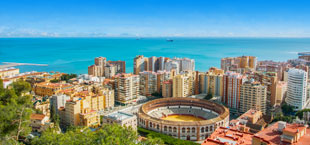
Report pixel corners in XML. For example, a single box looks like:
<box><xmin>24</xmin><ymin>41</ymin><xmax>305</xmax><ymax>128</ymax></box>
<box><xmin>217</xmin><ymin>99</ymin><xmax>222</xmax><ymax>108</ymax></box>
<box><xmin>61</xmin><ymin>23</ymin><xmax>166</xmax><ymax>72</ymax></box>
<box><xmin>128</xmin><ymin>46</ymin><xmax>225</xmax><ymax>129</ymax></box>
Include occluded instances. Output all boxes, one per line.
<box><xmin>296</xmin><ymin>109</ymin><xmax>310</xmax><ymax>119</ymax></box>
<box><xmin>0</xmin><ymin>80</ymin><xmax>33</xmax><ymax>144</ymax></box>
<box><xmin>12</xmin><ymin>80</ymin><xmax>31</xmax><ymax>96</ymax></box>
<box><xmin>50</xmin><ymin>79</ymin><xmax>60</xmax><ymax>83</ymax></box>
<box><xmin>138</xmin><ymin>127</ymin><xmax>199</xmax><ymax>145</ymax></box>
<box><xmin>60</xmin><ymin>74</ymin><xmax>77</xmax><ymax>82</ymax></box>
<box><xmin>0</xmin><ymin>79</ymin><xmax>4</xmax><ymax>89</ymax></box>
<box><xmin>281</xmin><ymin>103</ymin><xmax>294</xmax><ymax>116</ymax></box>
<box><xmin>151</xmin><ymin>92</ymin><xmax>162</xmax><ymax>97</ymax></box>
<box><xmin>32</xmin><ymin>124</ymin><xmax>164</xmax><ymax>145</ymax></box>
<box><xmin>272</xmin><ymin>114</ymin><xmax>295</xmax><ymax>123</ymax></box>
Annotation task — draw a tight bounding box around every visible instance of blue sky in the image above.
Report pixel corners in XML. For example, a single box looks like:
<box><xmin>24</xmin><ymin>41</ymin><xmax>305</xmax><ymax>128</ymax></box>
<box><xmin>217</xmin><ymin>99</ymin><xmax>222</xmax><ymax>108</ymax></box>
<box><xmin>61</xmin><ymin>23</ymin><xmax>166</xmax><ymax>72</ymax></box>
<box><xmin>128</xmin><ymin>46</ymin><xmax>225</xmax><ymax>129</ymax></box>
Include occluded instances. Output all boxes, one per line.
<box><xmin>0</xmin><ymin>0</ymin><xmax>310</xmax><ymax>37</ymax></box>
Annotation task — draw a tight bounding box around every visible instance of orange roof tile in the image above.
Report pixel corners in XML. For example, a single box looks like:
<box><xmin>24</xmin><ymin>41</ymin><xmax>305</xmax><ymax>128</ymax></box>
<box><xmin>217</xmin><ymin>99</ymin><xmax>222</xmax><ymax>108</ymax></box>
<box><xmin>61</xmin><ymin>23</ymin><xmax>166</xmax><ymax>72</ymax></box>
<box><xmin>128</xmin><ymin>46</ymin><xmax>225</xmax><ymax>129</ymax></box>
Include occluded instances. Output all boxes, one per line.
<box><xmin>30</xmin><ymin>114</ymin><xmax>46</xmax><ymax>120</ymax></box>
<box><xmin>202</xmin><ymin>127</ymin><xmax>253</xmax><ymax>145</ymax></box>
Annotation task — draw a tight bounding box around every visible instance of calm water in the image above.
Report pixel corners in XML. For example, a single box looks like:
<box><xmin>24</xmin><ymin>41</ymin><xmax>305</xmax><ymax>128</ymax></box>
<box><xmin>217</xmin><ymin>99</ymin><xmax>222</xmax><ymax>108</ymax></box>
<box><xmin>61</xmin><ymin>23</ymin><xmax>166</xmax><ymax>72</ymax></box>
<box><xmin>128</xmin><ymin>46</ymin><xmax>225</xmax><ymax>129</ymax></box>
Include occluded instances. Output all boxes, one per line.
<box><xmin>0</xmin><ymin>38</ymin><xmax>309</xmax><ymax>74</ymax></box>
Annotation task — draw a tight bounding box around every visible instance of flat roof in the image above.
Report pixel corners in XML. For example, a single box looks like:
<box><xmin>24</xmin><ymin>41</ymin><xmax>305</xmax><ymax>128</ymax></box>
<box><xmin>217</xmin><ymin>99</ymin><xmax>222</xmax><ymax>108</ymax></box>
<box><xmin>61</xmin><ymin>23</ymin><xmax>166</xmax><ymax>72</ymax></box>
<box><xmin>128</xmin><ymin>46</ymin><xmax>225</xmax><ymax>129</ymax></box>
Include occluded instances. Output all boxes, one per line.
<box><xmin>107</xmin><ymin>111</ymin><xmax>134</xmax><ymax>121</ymax></box>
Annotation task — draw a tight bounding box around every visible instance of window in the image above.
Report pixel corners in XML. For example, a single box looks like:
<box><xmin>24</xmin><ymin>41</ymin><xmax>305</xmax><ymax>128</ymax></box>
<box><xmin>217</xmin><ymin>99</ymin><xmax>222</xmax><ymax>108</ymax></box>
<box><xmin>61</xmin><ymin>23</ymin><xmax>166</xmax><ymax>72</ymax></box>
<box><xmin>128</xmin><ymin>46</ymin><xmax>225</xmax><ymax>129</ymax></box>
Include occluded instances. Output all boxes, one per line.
<box><xmin>206</xmin><ymin>126</ymin><xmax>208</xmax><ymax>132</ymax></box>
<box><xmin>192</xmin><ymin>127</ymin><xmax>195</xmax><ymax>133</ymax></box>
<box><xmin>182</xmin><ymin>128</ymin><xmax>185</xmax><ymax>133</ymax></box>
<box><xmin>173</xmin><ymin>127</ymin><xmax>177</xmax><ymax>132</ymax></box>
<box><xmin>149</xmin><ymin>122</ymin><xmax>152</xmax><ymax>128</ymax></box>
<box><xmin>164</xmin><ymin>126</ymin><xmax>167</xmax><ymax>131</ymax></box>
<box><xmin>187</xmin><ymin>128</ymin><xmax>190</xmax><ymax>133</ymax></box>
<box><xmin>169</xmin><ymin>127</ymin><xmax>172</xmax><ymax>132</ymax></box>
<box><xmin>157</xmin><ymin>124</ymin><xmax>160</xmax><ymax>130</ymax></box>
<box><xmin>201</xmin><ymin>127</ymin><xmax>204</xmax><ymax>133</ymax></box>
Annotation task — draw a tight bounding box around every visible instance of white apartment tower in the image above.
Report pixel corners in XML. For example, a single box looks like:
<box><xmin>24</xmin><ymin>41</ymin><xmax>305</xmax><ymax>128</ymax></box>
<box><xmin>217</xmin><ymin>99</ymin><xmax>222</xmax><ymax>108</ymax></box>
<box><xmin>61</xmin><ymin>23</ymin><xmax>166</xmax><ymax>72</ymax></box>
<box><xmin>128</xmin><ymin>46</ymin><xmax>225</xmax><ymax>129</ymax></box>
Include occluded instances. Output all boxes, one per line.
<box><xmin>286</xmin><ymin>68</ymin><xmax>308</xmax><ymax>110</ymax></box>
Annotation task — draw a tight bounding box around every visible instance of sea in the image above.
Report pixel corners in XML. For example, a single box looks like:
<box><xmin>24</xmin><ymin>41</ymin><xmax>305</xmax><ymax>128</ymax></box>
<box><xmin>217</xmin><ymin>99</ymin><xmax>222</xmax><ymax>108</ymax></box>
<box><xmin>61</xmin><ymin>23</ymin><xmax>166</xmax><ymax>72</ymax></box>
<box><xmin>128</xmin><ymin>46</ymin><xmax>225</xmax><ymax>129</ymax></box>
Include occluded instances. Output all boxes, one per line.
<box><xmin>0</xmin><ymin>37</ymin><xmax>309</xmax><ymax>74</ymax></box>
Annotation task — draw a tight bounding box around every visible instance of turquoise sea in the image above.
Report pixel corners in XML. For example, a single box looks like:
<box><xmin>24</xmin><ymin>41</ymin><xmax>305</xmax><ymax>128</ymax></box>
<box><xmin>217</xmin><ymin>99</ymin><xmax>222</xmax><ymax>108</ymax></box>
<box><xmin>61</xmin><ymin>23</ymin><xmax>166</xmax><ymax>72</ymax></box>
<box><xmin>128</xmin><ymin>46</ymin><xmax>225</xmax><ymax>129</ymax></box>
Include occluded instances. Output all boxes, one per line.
<box><xmin>0</xmin><ymin>38</ymin><xmax>309</xmax><ymax>74</ymax></box>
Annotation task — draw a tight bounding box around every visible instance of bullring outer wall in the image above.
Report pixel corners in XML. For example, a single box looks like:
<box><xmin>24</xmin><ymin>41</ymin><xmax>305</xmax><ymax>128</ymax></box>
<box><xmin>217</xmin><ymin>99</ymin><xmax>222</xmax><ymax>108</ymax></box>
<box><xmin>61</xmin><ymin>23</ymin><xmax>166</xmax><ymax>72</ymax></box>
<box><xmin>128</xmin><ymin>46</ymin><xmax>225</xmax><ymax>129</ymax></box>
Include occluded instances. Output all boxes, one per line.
<box><xmin>137</xmin><ymin>97</ymin><xmax>230</xmax><ymax>141</ymax></box>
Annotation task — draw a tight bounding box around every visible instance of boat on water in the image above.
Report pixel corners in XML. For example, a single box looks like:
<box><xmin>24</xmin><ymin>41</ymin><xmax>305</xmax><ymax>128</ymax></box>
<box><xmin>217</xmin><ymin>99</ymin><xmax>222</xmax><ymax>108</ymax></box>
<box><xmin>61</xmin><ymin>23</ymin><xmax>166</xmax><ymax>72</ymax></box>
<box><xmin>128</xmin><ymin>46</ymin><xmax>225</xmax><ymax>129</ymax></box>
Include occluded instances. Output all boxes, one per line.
<box><xmin>166</xmin><ymin>39</ymin><xmax>173</xmax><ymax>42</ymax></box>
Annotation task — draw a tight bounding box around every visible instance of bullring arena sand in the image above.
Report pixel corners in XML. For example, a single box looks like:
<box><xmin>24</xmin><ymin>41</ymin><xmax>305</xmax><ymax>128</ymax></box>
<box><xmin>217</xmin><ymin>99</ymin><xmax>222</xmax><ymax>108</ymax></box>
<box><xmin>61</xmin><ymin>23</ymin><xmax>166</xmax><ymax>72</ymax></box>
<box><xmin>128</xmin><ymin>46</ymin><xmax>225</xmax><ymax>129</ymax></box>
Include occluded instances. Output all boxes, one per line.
<box><xmin>161</xmin><ymin>115</ymin><xmax>204</xmax><ymax>122</ymax></box>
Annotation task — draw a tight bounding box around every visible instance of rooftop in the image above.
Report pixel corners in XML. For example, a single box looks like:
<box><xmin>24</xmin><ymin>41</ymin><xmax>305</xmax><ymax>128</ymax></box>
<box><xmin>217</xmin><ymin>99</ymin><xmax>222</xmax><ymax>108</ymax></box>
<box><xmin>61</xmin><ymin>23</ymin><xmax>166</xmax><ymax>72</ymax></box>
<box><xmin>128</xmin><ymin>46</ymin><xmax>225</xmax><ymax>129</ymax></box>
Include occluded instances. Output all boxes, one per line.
<box><xmin>253</xmin><ymin>121</ymin><xmax>310</xmax><ymax>145</ymax></box>
<box><xmin>107</xmin><ymin>111</ymin><xmax>134</xmax><ymax>121</ymax></box>
<box><xmin>202</xmin><ymin>127</ymin><xmax>254</xmax><ymax>145</ymax></box>
<box><xmin>30</xmin><ymin>114</ymin><xmax>46</xmax><ymax>121</ymax></box>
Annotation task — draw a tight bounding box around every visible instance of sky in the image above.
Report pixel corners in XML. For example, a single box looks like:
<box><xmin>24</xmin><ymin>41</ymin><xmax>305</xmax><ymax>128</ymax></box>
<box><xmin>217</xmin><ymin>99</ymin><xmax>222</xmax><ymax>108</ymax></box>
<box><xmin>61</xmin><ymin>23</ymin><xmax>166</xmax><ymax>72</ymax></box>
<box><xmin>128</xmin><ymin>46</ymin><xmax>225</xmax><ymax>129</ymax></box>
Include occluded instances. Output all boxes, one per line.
<box><xmin>0</xmin><ymin>0</ymin><xmax>310</xmax><ymax>37</ymax></box>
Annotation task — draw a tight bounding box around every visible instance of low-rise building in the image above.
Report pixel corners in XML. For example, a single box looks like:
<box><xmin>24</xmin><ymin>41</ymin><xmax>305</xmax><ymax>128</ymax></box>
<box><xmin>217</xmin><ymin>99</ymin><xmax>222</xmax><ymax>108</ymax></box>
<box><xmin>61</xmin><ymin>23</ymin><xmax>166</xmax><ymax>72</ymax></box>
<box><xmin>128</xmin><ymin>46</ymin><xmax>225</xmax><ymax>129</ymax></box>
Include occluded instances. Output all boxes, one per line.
<box><xmin>33</xmin><ymin>82</ymin><xmax>73</xmax><ymax>97</ymax></box>
<box><xmin>252</xmin><ymin>121</ymin><xmax>310</xmax><ymax>145</ymax></box>
<box><xmin>30</xmin><ymin>114</ymin><xmax>52</xmax><ymax>133</ymax></box>
<box><xmin>103</xmin><ymin>111</ymin><xmax>137</xmax><ymax>130</ymax></box>
<box><xmin>230</xmin><ymin>109</ymin><xmax>271</xmax><ymax>133</ymax></box>
<box><xmin>202</xmin><ymin>126</ymin><xmax>254</xmax><ymax>145</ymax></box>
<box><xmin>79</xmin><ymin>108</ymin><xmax>100</xmax><ymax>127</ymax></box>
<box><xmin>34</xmin><ymin>101</ymin><xmax>50</xmax><ymax>117</ymax></box>
<box><xmin>0</xmin><ymin>67</ymin><xmax>19</xmax><ymax>78</ymax></box>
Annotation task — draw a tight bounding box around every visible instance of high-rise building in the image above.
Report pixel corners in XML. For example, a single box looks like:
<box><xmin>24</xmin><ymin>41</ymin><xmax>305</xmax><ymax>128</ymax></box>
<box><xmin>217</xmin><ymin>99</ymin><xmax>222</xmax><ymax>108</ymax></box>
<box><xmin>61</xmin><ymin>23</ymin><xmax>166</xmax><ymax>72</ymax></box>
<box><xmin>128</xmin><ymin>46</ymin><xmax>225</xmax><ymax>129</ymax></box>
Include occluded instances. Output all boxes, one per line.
<box><xmin>221</xmin><ymin>56</ymin><xmax>257</xmax><ymax>73</ymax></box>
<box><xmin>180</xmin><ymin>58</ymin><xmax>195</xmax><ymax>72</ymax></box>
<box><xmin>134</xmin><ymin>56</ymin><xmax>194</xmax><ymax>74</ymax></box>
<box><xmin>252</xmin><ymin>72</ymin><xmax>278</xmax><ymax>114</ymax></box>
<box><xmin>101</xmin><ymin>87</ymin><xmax>115</xmax><ymax>109</ymax></box>
<box><xmin>50</xmin><ymin>94</ymin><xmax>70</xmax><ymax>114</ymax></box>
<box><xmin>298</xmin><ymin>52</ymin><xmax>310</xmax><ymax>61</ymax></box>
<box><xmin>164</xmin><ymin>60</ymin><xmax>179</xmax><ymax>73</ymax></box>
<box><xmin>156</xmin><ymin>70</ymin><xmax>172</xmax><ymax>94</ymax></box>
<box><xmin>134</xmin><ymin>55</ymin><xmax>148</xmax><ymax>75</ymax></box>
<box><xmin>239</xmin><ymin>80</ymin><xmax>267</xmax><ymax>114</ymax></box>
<box><xmin>114</xmin><ymin>73</ymin><xmax>140</xmax><ymax>104</ymax></box>
<box><xmin>148</xmin><ymin>56</ymin><xmax>157</xmax><ymax>72</ymax></box>
<box><xmin>256</xmin><ymin>60</ymin><xmax>289</xmax><ymax>81</ymax></box>
<box><xmin>286</xmin><ymin>68</ymin><xmax>308</xmax><ymax>110</ymax></box>
<box><xmin>104</xmin><ymin>64</ymin><xmax>116</xmax><ymax>78</ymax></box>
<box><xmin>162</xmin><ymin>80</ymin><xmax>172</xmax><ymax>98</ymax></box>
<box><xmin>274</xmin><ymin>81</ymin><xmax>287</xmax><ymax>106</ymax></box>
<box><xmin>222</xmin><ymin>71</ymin><xmax>247</xmax><ymax>112</ymax></box>
<box><xmin>64</xmin><ymin>100</ymin><xmax>81</xmax><ymax>126</ymax></box>
<box><xmin>108</xmin><ymin>60</ymin><xmax>126</xmax><ymax>74</ymax></box>
<box><xmin>172</xmin><ymin>73</ymin><xmax>194</xmax><ymax>97</ymax></box>
<box><xmin>88</xmin><ymin>57</ymin><xmax>106</xmax><ymax>77</ymax></box>
<box><xmin>139</xmin><ymin>71</ymin><xmax>157</xmax><ymax>96</ymax></box>
<box><xmin>157</xmin><ymin>57</ymin><xmax>166</xmax><ymax>71</ymax></box>
<box><xmin>89</xmin><ymin>57</ymin><xmax>125</xmax><ymax>77</ymax></box>
<box><xmin>199</xmin><ymin>67</ymin><xmax>224</xmax><ymax>96</ymax></box>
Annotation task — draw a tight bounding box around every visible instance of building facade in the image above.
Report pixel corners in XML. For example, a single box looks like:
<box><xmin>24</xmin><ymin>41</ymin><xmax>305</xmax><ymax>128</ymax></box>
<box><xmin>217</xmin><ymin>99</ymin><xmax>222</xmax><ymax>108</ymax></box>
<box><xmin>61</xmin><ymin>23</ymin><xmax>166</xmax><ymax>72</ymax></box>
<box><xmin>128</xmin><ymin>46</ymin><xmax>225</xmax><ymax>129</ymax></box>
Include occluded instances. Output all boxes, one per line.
<box><xmin>173</xmin><ymin>74</ymin><xmax>194</xmax><ymax>97</ymax></box>
<box><xmin>239</xmin><ymin>80</ymin><xmax>267</xmax><ymax>114</ymax></box>
<box><xmin>103</xmin><ymin>111</ymin><xmax>137</xmax><ymax>131</ymax></box>
<box><xmin>114</xmin><ymin>73</ymin><xmax>140</xmax><ymax>104</ymax></box>
<box><xmin>199</xmin><ymin>67</ymin><xmax>224</xmax><ymax>96</ymax></box>
<box><xmin>139</xmin><ymin>71</ymin><xmax>157</xmax><ymax>96</ymax></box>
<box><xmin>286</xmin><ymin>68</ymin><xmax>308</xmax><ymax>110</ymax></box>
<box><xmin>222</xmin><ymin>71</ymin><xmax>247</xmax><ymax>113</ymax></box>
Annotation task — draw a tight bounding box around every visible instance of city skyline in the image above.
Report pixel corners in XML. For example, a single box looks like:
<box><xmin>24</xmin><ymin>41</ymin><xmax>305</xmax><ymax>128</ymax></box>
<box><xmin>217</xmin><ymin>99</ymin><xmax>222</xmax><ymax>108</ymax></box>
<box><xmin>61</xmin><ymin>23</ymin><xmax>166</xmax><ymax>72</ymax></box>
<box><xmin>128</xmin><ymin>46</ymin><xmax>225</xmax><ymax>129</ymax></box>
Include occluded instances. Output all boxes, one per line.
<box><xmin>1</xmin><ymin>0</ymin><xmax>310</xmax><ymax>38</ymax></box>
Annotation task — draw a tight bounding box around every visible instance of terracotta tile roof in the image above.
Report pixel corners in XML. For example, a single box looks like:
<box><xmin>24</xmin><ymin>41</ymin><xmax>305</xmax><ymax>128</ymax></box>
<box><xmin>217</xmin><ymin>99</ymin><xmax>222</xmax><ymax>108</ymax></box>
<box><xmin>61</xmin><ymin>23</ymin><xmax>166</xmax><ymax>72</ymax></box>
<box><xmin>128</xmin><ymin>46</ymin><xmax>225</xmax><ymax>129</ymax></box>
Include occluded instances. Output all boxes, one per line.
<box><xmin>202</xmin><ymin>127</ymin><xmax>254</xmax><ymax>145</ymax></box>
<box><xmin>30</xmin><ymin>114</ymin><xmax>46</xmax><ymax>120</ymax></box>
<box><xmin>253</xmin><ymin>122</ymin><xmax>310</xmax><ymax>145</ymax></box>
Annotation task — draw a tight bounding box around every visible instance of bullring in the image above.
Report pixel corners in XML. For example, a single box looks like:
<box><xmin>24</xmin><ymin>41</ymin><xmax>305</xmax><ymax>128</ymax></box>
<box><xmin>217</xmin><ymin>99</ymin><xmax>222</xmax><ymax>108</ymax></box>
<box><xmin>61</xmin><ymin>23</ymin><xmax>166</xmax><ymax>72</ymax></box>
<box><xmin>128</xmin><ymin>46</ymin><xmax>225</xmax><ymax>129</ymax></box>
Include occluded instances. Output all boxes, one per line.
<box><xmin>137</xmin><ymin>97</ymin><xmax>230</xmax><ymax>141</ymax></box>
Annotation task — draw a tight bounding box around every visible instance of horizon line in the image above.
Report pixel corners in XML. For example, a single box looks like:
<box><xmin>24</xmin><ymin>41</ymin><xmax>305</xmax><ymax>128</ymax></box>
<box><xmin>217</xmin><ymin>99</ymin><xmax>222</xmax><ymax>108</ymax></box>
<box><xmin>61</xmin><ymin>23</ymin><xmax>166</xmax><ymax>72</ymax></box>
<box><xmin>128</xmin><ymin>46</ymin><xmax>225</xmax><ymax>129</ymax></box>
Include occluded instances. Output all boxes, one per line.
<box><xmin>1</xmin><ymin>36</ymin><xmax>310</xmax><ymax>39</ymax></box>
